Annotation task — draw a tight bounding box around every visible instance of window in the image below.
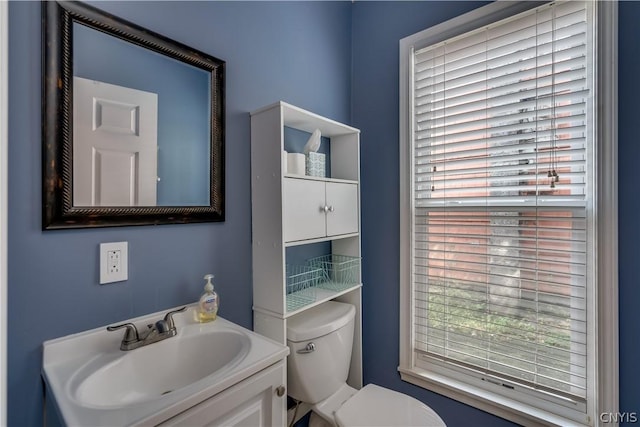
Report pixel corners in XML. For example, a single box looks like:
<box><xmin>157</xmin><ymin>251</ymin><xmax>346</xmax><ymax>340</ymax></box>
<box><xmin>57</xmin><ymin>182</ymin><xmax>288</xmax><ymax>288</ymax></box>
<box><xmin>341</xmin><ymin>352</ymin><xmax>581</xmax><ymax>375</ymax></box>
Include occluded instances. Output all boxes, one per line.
<box><xmin>399</xmin><ymin>2</ymin><xmax>617</xmax><ymax>425</ymax></box>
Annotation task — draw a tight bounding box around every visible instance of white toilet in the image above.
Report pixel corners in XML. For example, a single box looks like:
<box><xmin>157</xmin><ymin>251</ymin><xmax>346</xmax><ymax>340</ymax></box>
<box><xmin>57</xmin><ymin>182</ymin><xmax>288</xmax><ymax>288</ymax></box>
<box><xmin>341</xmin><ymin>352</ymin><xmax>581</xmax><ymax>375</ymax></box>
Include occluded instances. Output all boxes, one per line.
<box><xmin>286</xmin><ymin>301</ymin><xmax>446</xmax><ymax>427</ymax></box>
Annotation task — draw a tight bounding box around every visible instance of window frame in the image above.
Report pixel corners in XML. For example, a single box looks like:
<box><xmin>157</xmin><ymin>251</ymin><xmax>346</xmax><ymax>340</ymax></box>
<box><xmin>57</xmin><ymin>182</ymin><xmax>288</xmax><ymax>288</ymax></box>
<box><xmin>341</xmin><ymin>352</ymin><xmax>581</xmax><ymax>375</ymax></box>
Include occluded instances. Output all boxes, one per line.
<box><xmin>398</xmin><ymin>1</ymin><xmax>618</xmax><ymax>425</ymax></box>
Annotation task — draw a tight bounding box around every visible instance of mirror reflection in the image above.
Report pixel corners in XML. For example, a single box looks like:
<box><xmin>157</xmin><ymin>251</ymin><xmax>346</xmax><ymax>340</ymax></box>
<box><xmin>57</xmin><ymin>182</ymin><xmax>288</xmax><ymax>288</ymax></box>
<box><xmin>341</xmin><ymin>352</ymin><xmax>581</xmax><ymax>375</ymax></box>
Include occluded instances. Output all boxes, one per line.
<box><xmin>72</xmin><ymin>23</ymin><xmax>211</xmax><ymax>207</ymax></box>
<box><xmin>42</xmin><ymin>0</ymin><xmax>224</xmax><ymax>229</ymax></box>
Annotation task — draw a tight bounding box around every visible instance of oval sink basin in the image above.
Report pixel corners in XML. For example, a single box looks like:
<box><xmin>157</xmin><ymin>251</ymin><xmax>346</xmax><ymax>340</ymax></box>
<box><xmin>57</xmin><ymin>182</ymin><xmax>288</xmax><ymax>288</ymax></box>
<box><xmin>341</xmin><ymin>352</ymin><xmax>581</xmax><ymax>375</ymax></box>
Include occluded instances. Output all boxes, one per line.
<box><xmin>73</xmin><ymin>329</ymin><xmax>250</xmax><ymax>408</ymax></box>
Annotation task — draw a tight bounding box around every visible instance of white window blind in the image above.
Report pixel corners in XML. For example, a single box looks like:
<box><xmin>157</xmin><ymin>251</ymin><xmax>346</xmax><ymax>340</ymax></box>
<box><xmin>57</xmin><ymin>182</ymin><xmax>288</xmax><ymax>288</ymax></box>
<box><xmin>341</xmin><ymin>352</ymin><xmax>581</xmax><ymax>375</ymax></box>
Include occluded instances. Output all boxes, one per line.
<box><xmin>411</xmin><ymin>0</ymin><xmax>592</xmax><ymax>406</ymax></box>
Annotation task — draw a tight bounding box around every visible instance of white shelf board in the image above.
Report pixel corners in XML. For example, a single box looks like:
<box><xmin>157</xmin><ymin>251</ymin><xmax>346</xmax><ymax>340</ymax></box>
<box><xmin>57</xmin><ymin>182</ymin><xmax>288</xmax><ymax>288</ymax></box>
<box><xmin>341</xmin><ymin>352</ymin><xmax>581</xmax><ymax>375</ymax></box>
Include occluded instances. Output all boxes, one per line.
<box><xmin>252</xmin><ymin>283</ymin><xmax>362</xmax><ymax>320</ymax></box>
<box><xmin>283</xmin><ymin>174</ymin><xmax>358</xmax><ymax>185</ymax></box>
<box><xmin>284</xmin><ymin>233</ymin><xmax>359</xmax><ymax>248</ymax></box>
<box><xmin>285</xmin><ymin>283</ymin><xmax>362</xmax><ymax>318</ymax></box>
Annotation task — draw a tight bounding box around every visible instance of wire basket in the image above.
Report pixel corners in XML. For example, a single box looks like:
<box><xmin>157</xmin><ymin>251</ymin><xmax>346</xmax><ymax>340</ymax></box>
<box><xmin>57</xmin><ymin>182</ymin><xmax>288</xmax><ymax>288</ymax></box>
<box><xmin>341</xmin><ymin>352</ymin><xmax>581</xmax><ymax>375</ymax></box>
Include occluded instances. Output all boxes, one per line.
<box><xmin>307</xmin><ymin>254</ymin><xmax>361</xmax><ymax>291</ymax></box>
<box><xmin>285</xmin><ymin>264</ymin><xmax>322</xmax><ymax>312</ymax></box>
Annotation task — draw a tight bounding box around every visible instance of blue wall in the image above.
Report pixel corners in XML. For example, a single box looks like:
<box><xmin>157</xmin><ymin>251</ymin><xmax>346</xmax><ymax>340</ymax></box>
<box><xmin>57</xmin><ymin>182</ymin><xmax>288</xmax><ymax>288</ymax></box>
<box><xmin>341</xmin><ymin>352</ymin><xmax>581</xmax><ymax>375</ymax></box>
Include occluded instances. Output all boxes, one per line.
<box><xmin>8</xmin><ymin>0</ymin><xmax>639</xmax><ymax>426</ymax></box>
<box><xmin>617</xmin><ymin>0</ymin><xmax>640</xmax><ymax>420</ymax></box>
<box><xmin>8</xmin><ymin>1</ymin><xmax>351</xmax><ymax>425</ymax></box>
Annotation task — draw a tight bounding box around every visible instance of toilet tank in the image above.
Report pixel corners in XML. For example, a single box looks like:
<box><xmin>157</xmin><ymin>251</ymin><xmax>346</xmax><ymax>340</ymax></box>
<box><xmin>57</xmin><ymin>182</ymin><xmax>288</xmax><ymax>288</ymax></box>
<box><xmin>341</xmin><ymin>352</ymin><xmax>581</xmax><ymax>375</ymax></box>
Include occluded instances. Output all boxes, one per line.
<box><xmin>286</xmin><ymin>301</ymin><xmax>356</xmax><ymax>404</ymax></box>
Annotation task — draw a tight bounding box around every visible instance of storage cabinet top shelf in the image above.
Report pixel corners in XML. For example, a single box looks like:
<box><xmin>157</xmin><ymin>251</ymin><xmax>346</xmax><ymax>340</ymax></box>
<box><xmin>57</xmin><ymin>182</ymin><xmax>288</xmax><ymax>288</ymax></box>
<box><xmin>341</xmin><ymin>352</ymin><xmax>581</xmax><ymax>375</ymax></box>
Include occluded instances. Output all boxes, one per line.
<box><xmin>251</xmin><ymin>101</ymin><xmax>360</xmax><ymax>183</ymax></box>
<box><xmin>251</xmin><ymin>101</ymin><xmax>360</xmax><ymax>138</ymax></box>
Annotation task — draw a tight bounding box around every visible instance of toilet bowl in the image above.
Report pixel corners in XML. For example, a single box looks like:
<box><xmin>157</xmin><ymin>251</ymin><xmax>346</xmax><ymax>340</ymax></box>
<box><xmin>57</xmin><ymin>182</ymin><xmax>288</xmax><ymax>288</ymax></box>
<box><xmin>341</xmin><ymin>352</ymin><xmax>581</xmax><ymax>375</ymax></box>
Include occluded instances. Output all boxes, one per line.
<box><xmin>286</xmin><ymin>301</ymin><xmax>446</xmax><ymax>427</ymax></box>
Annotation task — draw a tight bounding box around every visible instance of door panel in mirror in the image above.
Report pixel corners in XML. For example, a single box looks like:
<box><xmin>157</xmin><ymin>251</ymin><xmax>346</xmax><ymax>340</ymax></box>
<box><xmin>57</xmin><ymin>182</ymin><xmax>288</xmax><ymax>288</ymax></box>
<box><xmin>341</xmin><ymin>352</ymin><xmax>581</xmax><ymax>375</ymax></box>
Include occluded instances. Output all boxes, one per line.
<box><xmin>73</xmin><ymin>77</ymin><xmax>159</xmax><ymax>207</ymax></box>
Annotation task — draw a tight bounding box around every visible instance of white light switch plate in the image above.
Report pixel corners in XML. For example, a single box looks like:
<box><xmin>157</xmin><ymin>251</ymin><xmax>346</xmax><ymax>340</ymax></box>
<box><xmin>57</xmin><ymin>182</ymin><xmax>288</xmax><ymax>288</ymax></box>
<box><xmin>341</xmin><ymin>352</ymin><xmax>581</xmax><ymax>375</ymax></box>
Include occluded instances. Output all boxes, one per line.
<box><xmin>100</xmin><ymin>242</ymin><xmax>128</xmax><ymax>284</ymax></box>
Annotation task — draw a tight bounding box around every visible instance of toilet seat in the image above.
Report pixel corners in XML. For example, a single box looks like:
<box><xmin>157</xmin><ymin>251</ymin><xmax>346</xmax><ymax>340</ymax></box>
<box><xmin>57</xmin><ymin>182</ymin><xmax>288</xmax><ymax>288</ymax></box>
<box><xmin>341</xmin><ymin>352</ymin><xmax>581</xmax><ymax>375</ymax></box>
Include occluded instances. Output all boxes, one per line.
<box><xmin>334</xmin><ymin>384</ymin><xmax>446</xmax><ymax>427</ymax></box>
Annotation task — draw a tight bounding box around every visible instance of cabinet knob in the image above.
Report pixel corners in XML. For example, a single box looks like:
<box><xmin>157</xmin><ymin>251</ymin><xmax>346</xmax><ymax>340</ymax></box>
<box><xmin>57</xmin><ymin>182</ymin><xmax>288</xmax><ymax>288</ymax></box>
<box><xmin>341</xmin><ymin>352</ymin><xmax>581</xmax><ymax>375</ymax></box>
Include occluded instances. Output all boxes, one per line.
<box><xmin>321</xmin><ymin>205</ymin><xmax>335</xmax><ymax>213</ymax></box>
<box><xmin>276</xmin><ymin>385</ymin><xmax>286</xmax><ymax>397</ymax></box>
<box><xmin>328</xmin><ymin>205</ymin><xmax>335</xmax><ymax>212</ymax></box>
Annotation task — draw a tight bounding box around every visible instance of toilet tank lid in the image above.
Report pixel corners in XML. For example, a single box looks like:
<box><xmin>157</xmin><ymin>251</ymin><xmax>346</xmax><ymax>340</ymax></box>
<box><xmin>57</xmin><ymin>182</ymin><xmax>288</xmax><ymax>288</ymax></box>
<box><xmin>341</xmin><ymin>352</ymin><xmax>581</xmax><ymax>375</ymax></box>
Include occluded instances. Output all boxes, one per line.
<box><xmin>286</xmin><ymin>301</ymin><xmax>355</xmax><ymax>342</ymax></box>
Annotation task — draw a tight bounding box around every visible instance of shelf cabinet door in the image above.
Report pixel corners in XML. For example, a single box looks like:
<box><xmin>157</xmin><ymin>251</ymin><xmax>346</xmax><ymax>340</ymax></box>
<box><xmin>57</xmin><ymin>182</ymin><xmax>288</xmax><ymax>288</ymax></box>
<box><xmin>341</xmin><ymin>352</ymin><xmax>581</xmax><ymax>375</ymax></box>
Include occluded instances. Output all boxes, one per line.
<box><xmin>326</xmin><ymin>182</ymin><xmax>359</xmax><ymax>237</ymax></box>
<box><xmin>283</xmin><ymin>178</ymin><xmax>325</xmax><ymax>242</ymax></box>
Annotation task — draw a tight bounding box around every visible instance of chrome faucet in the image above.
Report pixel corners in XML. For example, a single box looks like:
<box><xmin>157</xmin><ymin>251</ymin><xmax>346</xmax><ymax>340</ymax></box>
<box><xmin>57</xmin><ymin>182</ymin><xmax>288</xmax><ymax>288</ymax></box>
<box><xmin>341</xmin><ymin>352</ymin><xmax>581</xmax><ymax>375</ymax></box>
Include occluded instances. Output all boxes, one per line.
<box><xmin>106</xmin><ymin>306</ymin><xmax>187</xmax><ymax>351</ymax></box>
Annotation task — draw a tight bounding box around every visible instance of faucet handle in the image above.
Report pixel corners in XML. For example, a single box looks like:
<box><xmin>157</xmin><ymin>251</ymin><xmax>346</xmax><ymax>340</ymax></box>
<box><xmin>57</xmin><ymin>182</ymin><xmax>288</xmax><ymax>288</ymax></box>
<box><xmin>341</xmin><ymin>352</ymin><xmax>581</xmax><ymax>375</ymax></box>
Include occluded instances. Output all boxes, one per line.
<box><xmin>106</xmin><ymin>322</ymin><xmax>139</xmax><ymax>344</ymax></box>
<box><xmin>163</xmin><ymin>306</ymin><xmax>187</xmax><ymax>330</ymax></box>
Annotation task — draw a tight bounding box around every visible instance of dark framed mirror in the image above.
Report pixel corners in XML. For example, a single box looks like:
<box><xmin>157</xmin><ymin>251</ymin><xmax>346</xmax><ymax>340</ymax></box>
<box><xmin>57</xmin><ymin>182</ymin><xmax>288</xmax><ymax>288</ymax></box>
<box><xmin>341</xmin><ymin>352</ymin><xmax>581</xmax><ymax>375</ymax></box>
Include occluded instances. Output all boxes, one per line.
<box><xmin>42</xmin><ymin>0</ymin><xmax>225</xmax><ymax>229</ymax></box>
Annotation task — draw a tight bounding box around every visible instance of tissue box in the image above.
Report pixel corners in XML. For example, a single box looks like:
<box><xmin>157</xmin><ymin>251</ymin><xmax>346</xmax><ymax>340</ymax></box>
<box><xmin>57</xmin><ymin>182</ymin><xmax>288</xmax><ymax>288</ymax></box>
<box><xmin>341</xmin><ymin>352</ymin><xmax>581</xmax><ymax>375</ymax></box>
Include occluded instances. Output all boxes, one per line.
<box><xmin>305</xmin><ymin>152</ymin><xmax>326</xmax><ymax>177</ymax></box>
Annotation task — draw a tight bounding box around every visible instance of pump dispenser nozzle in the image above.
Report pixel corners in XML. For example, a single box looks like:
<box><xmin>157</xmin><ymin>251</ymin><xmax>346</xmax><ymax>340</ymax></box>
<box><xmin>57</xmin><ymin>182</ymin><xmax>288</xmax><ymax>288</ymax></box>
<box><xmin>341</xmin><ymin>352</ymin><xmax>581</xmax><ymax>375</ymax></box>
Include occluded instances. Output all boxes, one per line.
<box><xmin>204</xmin><ymin>274</ymin><xmax>214</xmax><ymax>292</ymax></box>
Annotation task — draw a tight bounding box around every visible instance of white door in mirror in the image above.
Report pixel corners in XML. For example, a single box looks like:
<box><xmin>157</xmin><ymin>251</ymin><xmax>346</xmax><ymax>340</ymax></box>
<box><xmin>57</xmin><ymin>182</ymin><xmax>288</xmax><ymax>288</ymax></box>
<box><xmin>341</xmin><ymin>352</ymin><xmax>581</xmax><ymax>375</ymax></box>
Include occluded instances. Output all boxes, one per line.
<box><xmin>73</xmin><ymin>77</ymin><xmax>158</xmax><ymax>207</ymax></box>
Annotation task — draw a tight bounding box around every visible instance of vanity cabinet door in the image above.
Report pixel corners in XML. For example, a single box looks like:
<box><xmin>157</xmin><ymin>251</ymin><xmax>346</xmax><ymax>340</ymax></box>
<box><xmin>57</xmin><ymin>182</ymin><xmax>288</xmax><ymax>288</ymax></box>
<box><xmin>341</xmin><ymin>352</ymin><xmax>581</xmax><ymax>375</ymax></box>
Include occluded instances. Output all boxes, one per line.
<box><xmin>283</xmin><ymin>178</ymin><xmax>325</xmax><ymax>242</ymax></box>
<box><xmin>325</xmin><ymin>181</ymin><xmax>358</xmax><ymax>237</ymax></box>
<box><xmin>158</xmin><ymin>361</ymin><xmax>286</xmax><ymax>427</ymax></box>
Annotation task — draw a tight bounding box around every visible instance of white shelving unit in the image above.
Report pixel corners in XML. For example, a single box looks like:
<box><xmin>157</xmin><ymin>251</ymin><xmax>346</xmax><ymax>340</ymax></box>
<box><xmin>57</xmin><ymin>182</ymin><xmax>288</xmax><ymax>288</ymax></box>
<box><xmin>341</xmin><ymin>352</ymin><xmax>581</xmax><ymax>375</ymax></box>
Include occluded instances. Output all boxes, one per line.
<box><xmin>250</xmin><ymin>101</ymin><xmax>362</xmax><ymax>391</ymax></box>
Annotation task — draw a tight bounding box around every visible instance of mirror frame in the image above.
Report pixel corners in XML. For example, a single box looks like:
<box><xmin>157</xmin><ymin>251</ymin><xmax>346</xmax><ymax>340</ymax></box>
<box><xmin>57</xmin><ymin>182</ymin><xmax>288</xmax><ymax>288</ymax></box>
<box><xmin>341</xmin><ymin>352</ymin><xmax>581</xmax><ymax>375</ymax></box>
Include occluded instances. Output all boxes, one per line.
<box><xmin>42</xmin><ymin>0</ymin><xmax>225</xmax><ymax>229</ymax></box>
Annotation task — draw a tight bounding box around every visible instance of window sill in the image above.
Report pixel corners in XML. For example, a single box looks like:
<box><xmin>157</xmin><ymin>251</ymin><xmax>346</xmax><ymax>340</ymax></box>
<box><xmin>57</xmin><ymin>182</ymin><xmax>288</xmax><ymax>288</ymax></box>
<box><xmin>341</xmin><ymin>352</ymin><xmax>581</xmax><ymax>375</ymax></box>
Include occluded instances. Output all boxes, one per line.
<box><xmin>398</xmin><ymin>366</ymin><xmax>590</xmax><ymax>427</ymax></box>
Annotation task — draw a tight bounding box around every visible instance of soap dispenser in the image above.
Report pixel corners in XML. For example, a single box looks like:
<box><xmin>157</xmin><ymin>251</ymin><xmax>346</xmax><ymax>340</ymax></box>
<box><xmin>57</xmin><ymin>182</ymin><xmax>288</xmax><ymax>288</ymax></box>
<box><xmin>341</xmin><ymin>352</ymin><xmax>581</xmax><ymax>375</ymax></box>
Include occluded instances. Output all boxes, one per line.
<box><xmin>197</xmin><ymin>274</ymin><xmax>219</xmax><ymax>323</ymax></box>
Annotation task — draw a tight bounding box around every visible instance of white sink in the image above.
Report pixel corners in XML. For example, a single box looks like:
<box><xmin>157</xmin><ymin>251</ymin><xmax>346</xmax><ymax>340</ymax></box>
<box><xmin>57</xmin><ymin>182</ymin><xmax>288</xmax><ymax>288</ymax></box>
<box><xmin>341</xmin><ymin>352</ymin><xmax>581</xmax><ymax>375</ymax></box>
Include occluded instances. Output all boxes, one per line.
<box><xmin>73</xmin><ymin>329</ymin><xmax>250</xmax><ymax>408</ymax></box>
<box><xmin>42</xmin><ymin>306</ymin><xmax>288</xmax><ymax>426</ymax></box>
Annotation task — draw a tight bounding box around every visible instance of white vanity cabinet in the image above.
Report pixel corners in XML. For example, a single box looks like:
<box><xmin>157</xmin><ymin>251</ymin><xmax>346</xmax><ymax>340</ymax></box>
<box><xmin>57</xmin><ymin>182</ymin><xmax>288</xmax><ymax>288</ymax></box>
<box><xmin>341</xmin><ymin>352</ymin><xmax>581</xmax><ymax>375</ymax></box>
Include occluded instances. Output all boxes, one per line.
<box><xmin>250</xmin><ymin>101</ymin><xmax>363</xmax><ymax>399</ymax></box>
<box><xmin>41</xmin><ymin>309</ymin><xmax>289</xmax><ymax>427</ymax></box>
<box><xmin>159</xmin><ymin>361</ymin><xmax>286</xmax><ymax>427</ymax></box>
<box><xmin>284</xmin><ymin>177</ymin><xmax>359</xmax><ymax>242</ymax></box>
